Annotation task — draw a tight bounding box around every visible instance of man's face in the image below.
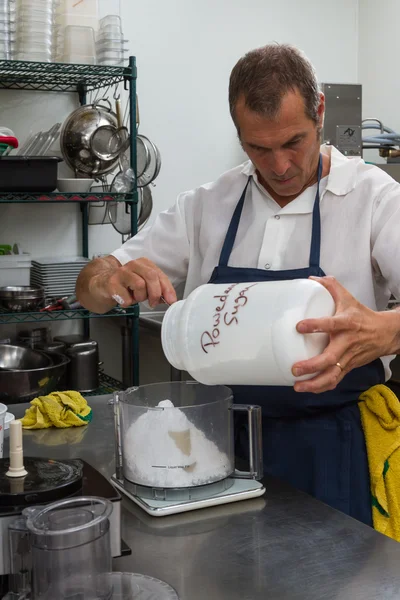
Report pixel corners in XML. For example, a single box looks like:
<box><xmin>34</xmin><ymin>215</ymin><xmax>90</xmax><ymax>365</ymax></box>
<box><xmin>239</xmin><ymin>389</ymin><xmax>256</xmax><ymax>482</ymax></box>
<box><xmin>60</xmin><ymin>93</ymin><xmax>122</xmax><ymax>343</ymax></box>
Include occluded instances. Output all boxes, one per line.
<box><xmin>235</xmin><ymin>90</ymin><xmax>324</xmax><ymax>199</ymax></box>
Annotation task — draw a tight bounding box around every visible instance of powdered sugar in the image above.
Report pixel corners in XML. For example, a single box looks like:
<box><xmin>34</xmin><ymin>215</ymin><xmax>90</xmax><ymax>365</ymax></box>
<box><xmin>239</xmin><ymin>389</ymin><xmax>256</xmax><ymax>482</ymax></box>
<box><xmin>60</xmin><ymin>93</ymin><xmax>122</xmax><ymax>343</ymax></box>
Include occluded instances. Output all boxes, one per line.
<box><xmin>122</xmin><ymin>400</ymin><xmax>232</xmax><ymax>488</ymax></box>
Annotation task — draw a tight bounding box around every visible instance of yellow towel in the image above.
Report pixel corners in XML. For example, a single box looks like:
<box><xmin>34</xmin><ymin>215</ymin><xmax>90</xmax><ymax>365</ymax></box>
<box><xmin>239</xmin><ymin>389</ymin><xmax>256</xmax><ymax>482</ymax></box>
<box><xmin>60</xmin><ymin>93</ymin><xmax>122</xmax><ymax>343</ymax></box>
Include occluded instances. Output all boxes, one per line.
<box><xmin>21</xmin><ymin>391</ymin><xmax>92</xmax><ymax>429</ymax></box>
<box><xmin>359</xmin><ymin>384</ymin><xmax>400</xmax><ymax>541</ymax></box>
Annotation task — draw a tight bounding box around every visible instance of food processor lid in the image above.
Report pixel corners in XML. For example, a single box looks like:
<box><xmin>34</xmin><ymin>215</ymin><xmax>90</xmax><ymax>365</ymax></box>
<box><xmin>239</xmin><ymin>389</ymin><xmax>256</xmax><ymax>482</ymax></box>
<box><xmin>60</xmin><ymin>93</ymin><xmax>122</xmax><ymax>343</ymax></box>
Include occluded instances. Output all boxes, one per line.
<box><xmin>0</xmin><ymin>457</ymin><xmax>83</xmax><ymax>508</ymax></box>
<box><xmin>106</xmin><ymin>572</ymin><xmax>179</xmax><ymax>599</ymax></box>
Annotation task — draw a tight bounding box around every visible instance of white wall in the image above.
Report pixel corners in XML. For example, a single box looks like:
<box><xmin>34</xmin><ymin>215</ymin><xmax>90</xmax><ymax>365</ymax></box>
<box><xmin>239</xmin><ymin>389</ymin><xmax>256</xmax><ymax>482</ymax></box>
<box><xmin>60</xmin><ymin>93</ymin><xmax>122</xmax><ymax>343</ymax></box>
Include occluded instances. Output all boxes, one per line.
<box><xmin>0</xmin><ymin>0</ymin><xmax>360</xmax><ymax>380</ymax></box>
<box><xmin>122</xmin><ymin>0</ymin><xmax>359</xmax><ymax>218</ymax></box>
<box><xmin>358</xmin><ymin>0</ymin><xmax>400</xmax><ymax>165</ymax></box>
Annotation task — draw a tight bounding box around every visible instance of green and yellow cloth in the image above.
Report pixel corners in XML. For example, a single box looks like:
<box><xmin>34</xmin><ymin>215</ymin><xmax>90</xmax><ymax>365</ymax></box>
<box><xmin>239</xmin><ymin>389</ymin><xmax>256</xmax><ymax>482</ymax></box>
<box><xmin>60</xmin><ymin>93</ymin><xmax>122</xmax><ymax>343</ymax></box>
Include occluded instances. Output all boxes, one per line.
<box><xmin>21</xmin><ymin>391</ymin><xmax>92</xmax><ymax>430</ymax></box>
<box><xmin>359</xmin><ymin>384</ymin><xmax>400</xmax><ymax>542</ymax></box>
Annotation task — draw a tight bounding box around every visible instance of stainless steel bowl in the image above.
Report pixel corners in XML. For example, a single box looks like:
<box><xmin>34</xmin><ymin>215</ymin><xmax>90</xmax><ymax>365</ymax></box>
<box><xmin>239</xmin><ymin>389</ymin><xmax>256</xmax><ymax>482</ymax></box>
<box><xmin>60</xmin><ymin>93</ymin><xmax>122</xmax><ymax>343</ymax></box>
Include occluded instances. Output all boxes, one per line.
<box><xmin>60</xmin><ymin>98</ymin><xmax>120</xmax><ymax>177</ymax></box>
<box><xmin>0</xmin><ymin>351</ymin><xmax>70</xmax><ymax>403</ymax></box>
<box><xmin>0</xmin><ymin>285</ymin><xmax>45</xmax><ymax>312</ymax></box>
<box><xmin>0</xmin><ymin>344</ymin><xmax>52</xmax><ymax>371</ymax></box>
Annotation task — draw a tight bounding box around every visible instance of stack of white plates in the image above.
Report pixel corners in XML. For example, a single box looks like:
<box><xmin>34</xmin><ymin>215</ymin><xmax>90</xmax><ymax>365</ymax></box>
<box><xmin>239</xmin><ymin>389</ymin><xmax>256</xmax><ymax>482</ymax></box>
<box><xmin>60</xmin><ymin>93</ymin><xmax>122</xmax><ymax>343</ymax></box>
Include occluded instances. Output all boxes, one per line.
<box><xmin>30</xmin><ymin>256</ymin><xmax>89</xmax><ymax>298</ymax></box>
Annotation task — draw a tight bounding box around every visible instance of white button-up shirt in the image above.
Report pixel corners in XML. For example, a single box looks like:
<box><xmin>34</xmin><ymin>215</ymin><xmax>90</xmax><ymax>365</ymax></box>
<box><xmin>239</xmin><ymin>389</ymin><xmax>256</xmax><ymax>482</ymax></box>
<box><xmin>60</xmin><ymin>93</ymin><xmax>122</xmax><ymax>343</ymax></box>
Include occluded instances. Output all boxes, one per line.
<box><xmin>112</xmin><ymin>144</ymin><xmax>400</xmax><ymax>314</ymax></box>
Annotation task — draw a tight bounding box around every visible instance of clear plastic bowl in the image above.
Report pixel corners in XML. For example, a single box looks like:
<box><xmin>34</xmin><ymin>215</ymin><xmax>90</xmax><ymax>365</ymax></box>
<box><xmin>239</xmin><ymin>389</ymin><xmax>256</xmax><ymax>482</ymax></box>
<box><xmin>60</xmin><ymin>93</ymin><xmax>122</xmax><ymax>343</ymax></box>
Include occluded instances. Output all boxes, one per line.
<box><xmin>102</xmin><ymin>573</ymin><xmax>179</xmax><ymax>600</ymax></box>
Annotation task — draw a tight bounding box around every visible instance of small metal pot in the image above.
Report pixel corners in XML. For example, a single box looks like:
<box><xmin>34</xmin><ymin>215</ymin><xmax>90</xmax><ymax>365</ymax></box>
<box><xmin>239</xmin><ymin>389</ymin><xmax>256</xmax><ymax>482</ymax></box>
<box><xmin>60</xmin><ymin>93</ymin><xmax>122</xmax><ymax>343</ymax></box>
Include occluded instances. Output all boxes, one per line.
<box><xmin>60</xmin><ymin>98</ymin><xmax>120</xmax><ymax>177</ymax></box>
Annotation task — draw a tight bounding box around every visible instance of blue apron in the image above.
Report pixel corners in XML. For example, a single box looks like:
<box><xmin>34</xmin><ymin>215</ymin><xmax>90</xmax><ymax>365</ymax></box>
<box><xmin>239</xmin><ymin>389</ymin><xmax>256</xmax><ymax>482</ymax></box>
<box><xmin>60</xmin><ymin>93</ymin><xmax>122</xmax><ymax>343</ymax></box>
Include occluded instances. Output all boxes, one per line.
<box><xmin>208</xmin><ymin>156</ymin><xmax>384</xmax><ymax>526</ymax></box>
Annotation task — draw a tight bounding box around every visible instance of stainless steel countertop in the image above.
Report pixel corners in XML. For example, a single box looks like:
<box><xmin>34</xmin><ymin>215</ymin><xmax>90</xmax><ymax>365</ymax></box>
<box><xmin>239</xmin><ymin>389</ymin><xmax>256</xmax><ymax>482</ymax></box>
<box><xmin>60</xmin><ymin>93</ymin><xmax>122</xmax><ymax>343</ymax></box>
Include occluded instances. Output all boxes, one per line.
<box><xmin>7</xmin><ymin>395</ymin><xmax>400</xmax><ymax>599</ymax></box>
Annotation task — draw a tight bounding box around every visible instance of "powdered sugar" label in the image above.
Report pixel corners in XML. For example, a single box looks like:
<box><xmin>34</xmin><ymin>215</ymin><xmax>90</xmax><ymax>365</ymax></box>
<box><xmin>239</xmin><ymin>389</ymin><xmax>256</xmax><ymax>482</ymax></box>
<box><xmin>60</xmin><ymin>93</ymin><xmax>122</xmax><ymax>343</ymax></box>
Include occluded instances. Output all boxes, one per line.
<box><xmin>200</xmin><ymin>283</ymin><xmax>258</xmax><ymax>353</ymax></box>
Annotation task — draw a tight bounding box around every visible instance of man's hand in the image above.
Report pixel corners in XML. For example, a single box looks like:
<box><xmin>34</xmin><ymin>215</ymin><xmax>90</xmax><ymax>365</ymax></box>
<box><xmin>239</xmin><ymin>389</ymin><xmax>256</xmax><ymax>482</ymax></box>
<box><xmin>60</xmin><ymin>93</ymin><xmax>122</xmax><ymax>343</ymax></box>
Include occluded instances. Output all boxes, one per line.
<box><xmin>291</xmin><ymin>276</ymin><xmax>400</xmax><ymax>394</ymax></box>
<box><xmin>77</xmin><ymin>256</ymin><xmax>177</xmax><ymax>314</ymax></box>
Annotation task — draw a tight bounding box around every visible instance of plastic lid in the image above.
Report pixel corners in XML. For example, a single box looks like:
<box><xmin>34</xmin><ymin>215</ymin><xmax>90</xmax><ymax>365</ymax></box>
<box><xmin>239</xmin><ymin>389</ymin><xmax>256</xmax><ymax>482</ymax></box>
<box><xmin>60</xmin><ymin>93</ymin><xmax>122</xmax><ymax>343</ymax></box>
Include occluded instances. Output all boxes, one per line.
<box><xmin>0</xmin><ymin>457</ymin><xmax>83</xmax><ymax>508</ymax></box>
<box><xmin>107</xmin><ymin>572</ymin><xmax>179</xmax><ymax>599</ymax></box>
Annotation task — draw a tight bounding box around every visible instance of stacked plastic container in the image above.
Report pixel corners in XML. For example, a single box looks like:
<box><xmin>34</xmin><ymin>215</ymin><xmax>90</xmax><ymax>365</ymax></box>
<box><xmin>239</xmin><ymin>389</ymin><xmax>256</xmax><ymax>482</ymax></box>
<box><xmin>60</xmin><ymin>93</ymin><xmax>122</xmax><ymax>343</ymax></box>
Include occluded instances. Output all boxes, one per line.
<box><xmin>96</xmin><ymin>15</ymin><xmax>127</xmax><ymax>66</ymax></box>
<box><xmin>55</xmin><ymin>0</ymin><xmax>98</xmax><ymax>64</ymax></box>
<box><xmin>0</xmin><ymin>0</ymin><xmax>14</xmax><ymax>60</ymax></box>
<box><xmin>15</xmin><ymin>0</ymin><xmax>59</xmax><ymax>62</ymax></box>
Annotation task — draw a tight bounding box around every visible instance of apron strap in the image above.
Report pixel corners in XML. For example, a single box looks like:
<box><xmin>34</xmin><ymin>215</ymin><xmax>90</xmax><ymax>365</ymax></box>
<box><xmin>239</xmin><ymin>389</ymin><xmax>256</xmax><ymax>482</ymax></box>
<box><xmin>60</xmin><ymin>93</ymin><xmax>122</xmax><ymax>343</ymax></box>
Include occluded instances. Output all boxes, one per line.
<box><xmin>218</xmin><ymin>176</ymin><xmax>252</xmax><ymax>267</ymax></box>
<box><xmin>309</xmin><ymin>154</ymin><xmax>323</xmax><ymax>269</ymax></box>
<box><xmin>218</xmin><ymin>154</ymin><xmax>323</xmax><ymax>269</ymax></box>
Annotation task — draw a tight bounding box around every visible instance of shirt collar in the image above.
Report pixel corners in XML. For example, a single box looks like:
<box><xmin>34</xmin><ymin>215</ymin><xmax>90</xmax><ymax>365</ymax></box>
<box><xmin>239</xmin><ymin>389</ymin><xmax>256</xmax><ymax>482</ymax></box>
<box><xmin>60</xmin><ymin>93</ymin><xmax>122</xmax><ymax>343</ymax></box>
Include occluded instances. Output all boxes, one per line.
<box><xmin>240</xmin><ymin>143</ymin><xmax>360</xmax><ymax>198</ymax></box>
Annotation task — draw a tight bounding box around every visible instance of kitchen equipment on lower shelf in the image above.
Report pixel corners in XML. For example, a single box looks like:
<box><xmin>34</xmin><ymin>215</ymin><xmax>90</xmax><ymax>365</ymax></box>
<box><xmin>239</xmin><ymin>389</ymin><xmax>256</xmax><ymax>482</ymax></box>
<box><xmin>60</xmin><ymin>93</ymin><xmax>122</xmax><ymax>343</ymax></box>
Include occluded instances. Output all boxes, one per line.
<box><xmin>0</xmin><ymin>350</ymin><xmax>69</xmax><ymax>403</ymax></box>
<box><xmin>18</xmin><ymin>327</ymin><xmax>50</xmax><ymax>348</ymax></box>
<box><xmin>0</xmin><ymin>156</ymin><xmax>62</xmax><ymax>192</ymax></box>
<box><xmin>65</xmin><ymin>340</ymin><xmax>99</xmax><ymax>392</ymax></box>
<box><xmin>112</xmin><ymin>381</ymin><xmax>265</xmax><ymax>516</ymax></box>
<box><xmin>0</xmin><ymin>285</ymin><xmax>45</xmax><ymax>312</ymax></box>
<box><xmin>161</xmin><ymin>279</ymin><xmax>336</xmax><ymax>387</ymax></box>
<box><xmin>0</xmin><ymin>344</ymin><xmax>52</xmax><ymax>371</ymax></box>
<box><xmin>56</xmin><ymin>177</ymin><xmax>94</xmax><ymax>193</ymax></box>
<box><xmin>0</xmin><ymin>253</ymin><xmax>32</xmax><ymax>287</ymax></box>
<box><xmin>53</xmin><ymin>334</ymin><xmax>99</xmax><ymax>392</ymax></box>
<box><xmin>30</xmin><ymin>256</ymin><xmax>89</xmax><ymax>297</ymax></box>
<box><xmin>34</xmin><ymin>340</ymin><xmax>66</xmax><ymax>354</ymax></box>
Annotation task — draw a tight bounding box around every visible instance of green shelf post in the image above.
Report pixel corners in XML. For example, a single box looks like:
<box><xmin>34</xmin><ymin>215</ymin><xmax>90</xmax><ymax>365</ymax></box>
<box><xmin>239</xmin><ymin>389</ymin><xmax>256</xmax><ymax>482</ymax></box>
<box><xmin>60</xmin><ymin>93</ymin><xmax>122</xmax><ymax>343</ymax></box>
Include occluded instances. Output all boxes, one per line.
<box><xmin>125</xmin><ymin>56</ymin><xmax>139</xmax><ymax>387</ymax></box>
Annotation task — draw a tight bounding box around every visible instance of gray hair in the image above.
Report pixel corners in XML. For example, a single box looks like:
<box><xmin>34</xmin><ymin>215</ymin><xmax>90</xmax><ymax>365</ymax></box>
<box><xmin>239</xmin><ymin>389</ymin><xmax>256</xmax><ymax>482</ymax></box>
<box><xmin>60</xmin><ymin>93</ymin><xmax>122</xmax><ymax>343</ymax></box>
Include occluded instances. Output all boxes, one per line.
<box><xmin>229</xmin><ymin>43</ymin><xmax>320</xmax><ymax>130</ymax></box>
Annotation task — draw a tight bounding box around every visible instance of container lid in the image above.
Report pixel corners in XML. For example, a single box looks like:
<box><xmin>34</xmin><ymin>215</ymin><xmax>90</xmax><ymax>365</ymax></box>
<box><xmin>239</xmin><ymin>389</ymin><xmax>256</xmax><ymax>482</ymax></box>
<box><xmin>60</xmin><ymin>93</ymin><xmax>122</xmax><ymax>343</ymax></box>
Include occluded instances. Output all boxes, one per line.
<box><xmin>0</xmin><ymin>457</ymin><xmax>83</xmax><ymax>508</ymax></box>
<box><xmin>27</xmin><ymin>496</ymin><xmax>112</xmax><ymax>550</ymax></box>
<box><xmin>105</xmin><ymin>572</ymin><xmax>179</xmax><ymax>599</ymax></box>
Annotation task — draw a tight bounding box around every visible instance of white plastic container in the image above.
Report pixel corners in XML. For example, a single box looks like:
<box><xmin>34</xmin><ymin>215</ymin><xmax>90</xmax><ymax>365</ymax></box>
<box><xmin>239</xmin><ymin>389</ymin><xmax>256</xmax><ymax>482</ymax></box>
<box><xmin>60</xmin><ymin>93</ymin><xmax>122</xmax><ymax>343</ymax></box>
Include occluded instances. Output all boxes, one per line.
<box><xmin>0</xmin><ymin>254</ymin><xmax>31</xmax><ymax>286</ymax></box>
<box><xmin>161</xmin><ymin>279</ymin><xmax>336</xmax><ymax>386</ymax></box>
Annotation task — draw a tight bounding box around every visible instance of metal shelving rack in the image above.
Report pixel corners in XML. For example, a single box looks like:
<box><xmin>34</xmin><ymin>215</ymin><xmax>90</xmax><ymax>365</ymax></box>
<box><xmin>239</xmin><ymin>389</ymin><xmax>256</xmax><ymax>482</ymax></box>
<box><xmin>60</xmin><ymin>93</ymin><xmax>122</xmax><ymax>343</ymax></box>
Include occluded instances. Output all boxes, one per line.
<box><xmin>0</xmin><ymin>57</ymin><xmax>140</xmax><ymax>394</ymax></box>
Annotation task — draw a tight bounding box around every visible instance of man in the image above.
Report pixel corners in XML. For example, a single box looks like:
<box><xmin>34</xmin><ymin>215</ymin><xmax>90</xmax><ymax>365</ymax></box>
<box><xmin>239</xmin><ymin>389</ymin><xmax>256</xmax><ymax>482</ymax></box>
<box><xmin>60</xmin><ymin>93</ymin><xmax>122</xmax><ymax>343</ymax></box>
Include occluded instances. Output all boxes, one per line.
<box><xmin>77</xmin><ymin>43</ymin><xmax>400</xmax><ymax>525</ymax></box>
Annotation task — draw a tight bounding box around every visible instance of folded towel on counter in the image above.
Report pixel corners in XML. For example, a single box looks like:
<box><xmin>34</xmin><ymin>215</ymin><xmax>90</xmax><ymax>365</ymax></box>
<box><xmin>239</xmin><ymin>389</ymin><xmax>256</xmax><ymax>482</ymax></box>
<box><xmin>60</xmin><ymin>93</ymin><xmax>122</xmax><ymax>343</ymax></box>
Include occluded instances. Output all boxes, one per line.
<box><xmin>359</xmin><ymin>384</ymin><xmax>400</xmax><ymax>541</ymax></box>
<box><xmin>21</xmin><ymin>391</ymin><xmax>92</xmax><ymax>429</ymax></box>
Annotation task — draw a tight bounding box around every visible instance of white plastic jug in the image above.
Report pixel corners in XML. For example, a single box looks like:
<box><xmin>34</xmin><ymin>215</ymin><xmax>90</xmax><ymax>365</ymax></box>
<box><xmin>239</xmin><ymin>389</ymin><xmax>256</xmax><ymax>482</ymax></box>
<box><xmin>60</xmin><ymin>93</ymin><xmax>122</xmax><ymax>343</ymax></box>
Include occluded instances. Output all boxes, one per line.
<box><xmin>161</xmin><ymin>279</ymin><xmax>335</xmax><ymax>386</ymax></box>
